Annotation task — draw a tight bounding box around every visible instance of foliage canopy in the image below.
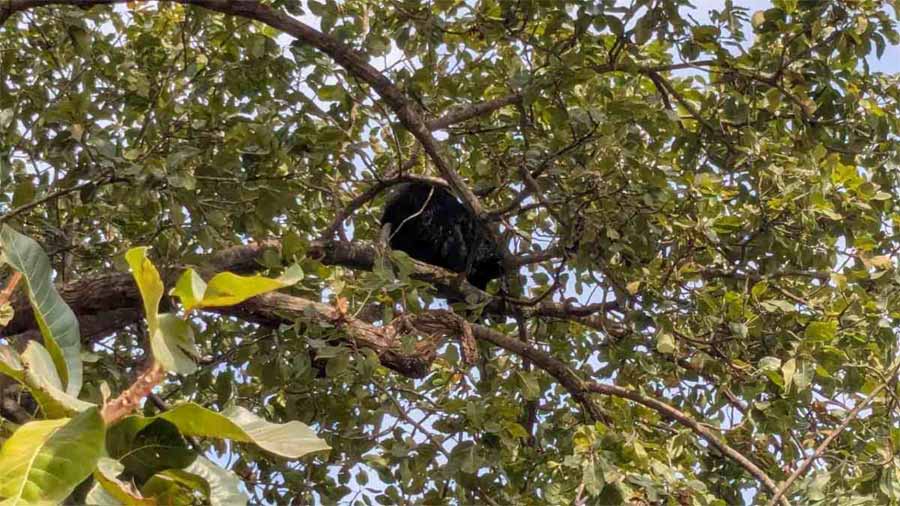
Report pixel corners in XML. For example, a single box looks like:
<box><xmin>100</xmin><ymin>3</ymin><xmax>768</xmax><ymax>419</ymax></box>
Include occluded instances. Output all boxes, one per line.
<box><xmin>3</xmin><ymin>0</ymin><xmax>900</xmax><ymax>505</ymax></box>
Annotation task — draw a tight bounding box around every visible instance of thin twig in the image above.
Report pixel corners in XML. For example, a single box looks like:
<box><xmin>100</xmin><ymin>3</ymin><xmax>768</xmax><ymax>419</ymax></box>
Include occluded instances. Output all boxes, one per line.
<box><xmin>0</xmin><ymin>177</ymin><xmax>116</xmax><ymax>225</ymax></box>
<box><xmin>0</xmin><ymin>272</ymin><xmax>22</xmax><ymax>306</ymax></box>
<box><xmin>765</xmin><ymin>357</ymin><xmax>900</xmax><ymax>506</ymax></box>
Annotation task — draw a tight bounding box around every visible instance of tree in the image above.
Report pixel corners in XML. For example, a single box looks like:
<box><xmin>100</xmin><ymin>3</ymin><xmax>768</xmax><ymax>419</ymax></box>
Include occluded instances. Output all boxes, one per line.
<box><xmin>1</xmin><ymin>0</ymin><xmax>900</xmax><ymax>504</ymax></box>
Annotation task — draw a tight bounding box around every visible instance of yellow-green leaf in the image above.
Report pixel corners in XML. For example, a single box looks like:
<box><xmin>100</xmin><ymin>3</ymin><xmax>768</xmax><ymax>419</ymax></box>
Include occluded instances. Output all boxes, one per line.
<box><xmin>656</xmin><ymin>332</ymin><xmax>676</xmax><ymax>354</ymax></box>
<box><xmin>21</xmin><ymin>342</ymin><xmax>95</xmax><ymax>417</ymax></box>
<box><xmin>169</xmin><ymin>269</ymin><xmax>207</xmax><ymax>313</ymax></box>
<box><xmin>196</xmin><ymin>265</ymin><xmax>303</xmax><ymax>309</ymax></box>
<box><xmin>125</xmin><ymin>247</ymin><xmax>164</xmax><ymax>333</ymax></box>
<box><xmin>184</xmin><ymin>457</ymin><xmax>248</xmax><ymax>506</ymax></box>
<box><xmin>0</xmin><ymin>343</ymin><xmax>94</xmax><ymax>418</ymax></box>
<box><xmin>0</xmin><ymin>408</ymin><xmax>105</xmax><ymax>504</ymax></box>
<box><xmin>89</xmin><ymin>458</ymin><xmax>156</xmax><ymax>506</ymax></box>
<box><xmin>0</xmin><ymin>303</ymin><xmax>12</xmax><ymax>327</ymax></box>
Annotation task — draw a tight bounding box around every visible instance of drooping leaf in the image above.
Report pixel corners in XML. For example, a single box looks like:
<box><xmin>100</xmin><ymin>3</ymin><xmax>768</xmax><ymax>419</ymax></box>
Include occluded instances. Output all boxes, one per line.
<box><xmin>141</xmin><ymin>469</ymin><xmax>207</xmax><ymax>506</ymax></box>
<box><xmin>151</xmin><ymin>313</ymin><xmax>200</xmax><ymax>375</ymax></box>
<box><xmin>0</xmin><ymin>343</ymin><xmax>94</xmax><ymax>418</ymax></box>
<box><xmin>107</xmin><ymin>418</ymin><xmax>196</xmax><ymax>484</ymax></box>
<box><xmin>0</xmin><ymin>408</ymin><xmax>105</xmax><ymax>504</ymax></box>
<box><xmin>117</xmin><ymin>403</ymin><xmax>328</xmax><ymax>459</ymax></box>
<box><xmin>21</xmin><ymin>342</ymin><xmax>94</xmax><ymax>417</ymax></box>
<box><xmin>90</xmin><ymin>457</ymin><xmax>157</xmax><ymax>506</ymax></box>
<box><xmin>0</xmin><ymin>225</ymin><xmax>82</xmax><ymax>396</ymax></box>
<box><xmin>85</xmin><ymin>483</ymin><xmax>129</xmax><ymax>506</ymax></box>
<box><xmin>184</xmin><ymin>457</ymin><xmax>248</xmax><ymax>506</ymax></box>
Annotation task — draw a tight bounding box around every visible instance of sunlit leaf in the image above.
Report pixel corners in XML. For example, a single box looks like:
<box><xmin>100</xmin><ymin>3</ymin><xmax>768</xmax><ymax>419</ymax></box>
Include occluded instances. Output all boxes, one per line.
<box><xmin>184</xmin><ymin>457</ymin><xmax>248</xmax><ymax>506</ymax></box>
<box><xmin>0</xmin><ymin>408</ymin><xmax>105</xmax><ymax>504</ymax></box>
<box><xmin>125</xmin><ymin>247</ymin><xmax>165</xmax><ymax>333</ymax></box>
<box><xmin>171</xmin><ymin>265</ymin><xmax>303</xmax><ymax>312</ymax></box>
<box><xmin>0</xmin><ymin>343</ymin><xmax>94</xmax><ymax>418</ymax></box>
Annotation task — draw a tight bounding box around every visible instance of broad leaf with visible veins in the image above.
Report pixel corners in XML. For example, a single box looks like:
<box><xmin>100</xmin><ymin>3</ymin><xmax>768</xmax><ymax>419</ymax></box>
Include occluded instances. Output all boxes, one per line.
<box><xmin>0</xmin><ymin>408</ymin><xmax>105</xmax><ymax>504</ymax></box>
<box><xmin>0</xmin><ymin>225</ymin><xmax>82</xmax><ymax>396</ymax></box>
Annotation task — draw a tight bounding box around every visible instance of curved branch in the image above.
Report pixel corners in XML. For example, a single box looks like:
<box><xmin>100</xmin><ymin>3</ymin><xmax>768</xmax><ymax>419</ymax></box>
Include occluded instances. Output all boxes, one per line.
<box><xmin>469</xmin><ymin>322</ymin><xmax>784</xmax><ymax>504</ymax></box>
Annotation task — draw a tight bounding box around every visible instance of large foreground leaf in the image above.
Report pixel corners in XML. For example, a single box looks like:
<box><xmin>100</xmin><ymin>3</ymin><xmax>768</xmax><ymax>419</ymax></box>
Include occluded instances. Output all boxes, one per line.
<box><xmin>0</xmin><ymin>408</ymin><xmax>105</xmax><ymax>504</ymax></box>
<box><xmin>106</xmin><ymin>418</ymin><xmax>196</xmax><ymax>483</ymax></box>
<box><xmin>0</xmin><ymin>343</ymin><xmax>94</xmax><ymax>418</ymax></box>
<box><xmin>0</xmin><ymin>225</ymin><xmax>82</xmax><ymax>396</ymax></box>
<box><xmin>116</xmin><ymin>403</ymin><xmax>329</xmax><ymax>459</ymax></box>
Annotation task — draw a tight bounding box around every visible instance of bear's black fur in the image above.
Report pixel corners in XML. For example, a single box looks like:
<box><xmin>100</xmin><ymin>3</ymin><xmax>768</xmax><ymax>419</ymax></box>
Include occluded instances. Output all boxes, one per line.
<box><xmin>381</xmin><ymin>183</ymin><xmax>504</xmax><ymax>290</ymax></box>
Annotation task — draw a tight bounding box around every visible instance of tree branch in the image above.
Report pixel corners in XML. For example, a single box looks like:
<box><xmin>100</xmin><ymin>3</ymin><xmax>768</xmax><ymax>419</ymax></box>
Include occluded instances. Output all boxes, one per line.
<box><xmin>426</xmin><ymin>93</ymin><xmax>522</xmax><ymax>131</ymax></box>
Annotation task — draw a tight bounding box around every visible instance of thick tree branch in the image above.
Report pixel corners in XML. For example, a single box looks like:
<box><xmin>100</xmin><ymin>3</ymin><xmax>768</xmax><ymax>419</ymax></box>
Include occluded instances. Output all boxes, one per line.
<box><xmin>0</xmin><ymin>233</ymin><xmax>779</xmax><ymax>494</ymax></box>
<box><xmin>2</xmin><ymin>239</ymin><xmax>620</xmax><ymax>346</ymax></box>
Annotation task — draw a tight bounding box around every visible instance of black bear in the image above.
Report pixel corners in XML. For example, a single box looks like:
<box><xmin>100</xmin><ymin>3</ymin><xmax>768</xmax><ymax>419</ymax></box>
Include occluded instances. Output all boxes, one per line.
<box><xmin>380</xmin><ymin>183</ymin><xmax>504</xmax><ymax>290</ymax></box>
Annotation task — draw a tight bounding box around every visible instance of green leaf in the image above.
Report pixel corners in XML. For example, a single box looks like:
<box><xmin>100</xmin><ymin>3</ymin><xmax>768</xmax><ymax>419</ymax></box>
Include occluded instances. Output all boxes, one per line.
<box><xmin>126</xmin><ymin>248</ymin><xmax>195</xmax><ymax>374</ymax></box>
<box><xmin>152</xmin><ymin>313</ymin><xmax>200</xmax><ymax>375</ymax></box>
<box><xmin>582</xmin><ymin>459</ymin><xmax>603</xmax><ymax>496</ymax></box>
<box><xmin>171</xmin><ymin>266</ymin><xmax>303</xmax><ymax>312</ymax></box>
<box><xmin>107</xmin><ymin>418</ymin><xmax>196</xmax><ymax>484</ymax></box>
<box><xmin>516</xmin><ymin>371</ymin><xmax>541</xmax><ymax>401</ymax></box>
<box><xmin>751</xmin><ymin>10</ymin><xmax>766</xmax><ymax>29</ymax></box>
<box><xmin>804</xmin><ymin>321</ymin><xmax>837</xmax><ymax>342</ymax></box>
<box><xmin>90</xmin><ymin>457</ymin><xmax>156</xmax><ymax>506</ymax></box>
<box><xmin>85</xmin><ymin>483</ymin><xmax>128</xmax><ymax>506</ymax></box>
<box><xmin>184</xmin><ymin>457</ymin><xmax>248</xmax><ymax>506</ymax></box>
<box><xmin>120</xmin><ymin>403</ymin><xmax>329</xmax><ymax>459</ymax></box>
<box><xmin>758</xmin><ymin>356</ymin><xmax>781</xmax><ymax>372</ymax></box>
<box><xmin>21</xmin><ymin>342</ymin><xmax>94</xmax><ymax>417</ymax></box>
<box><xmin>0</xmin><ymin>408</ymin><xmax>105</xmax><ymax>504</ymax></box>
<box><xmin>0</xmin><ymin>225</ymin><xmax>82</xmax><ymax>396</ymax></box>
<box><xmin>0</xmin><ymin>343</ymin><xmax>94</xmax><ymax>418</ymax></box>
<box><xmin>141</xmin><ymin>469</ymin><xmax>208</xmax><ymax>506</ymax></box>
<box><xmin>760</xmin><ymin>299</ymin><xmax>796</xmax><ymax>313</ymax></box>
<box><xmin>125</xmin><ymin>247</ymin><xmax>164</xmax><ymax>333</ymax></box>
<box><xmin>0</xmin><ymin>346</ymin><xmax>23</xmax><ymax>382</ymax></box>
<box><xmin>782</xmin><ymin>358</ymin><xmax>796</xmax><ymax>393</ymax></box>
<box><xmin>881</xmin><ymin>462</ymin><xmax>900</xmax><ymax>501</ymax></box>
<box><xmin>0</xmin><ymin>303</ymin><xmax>12</xmax><ymax>327</ymax></box>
